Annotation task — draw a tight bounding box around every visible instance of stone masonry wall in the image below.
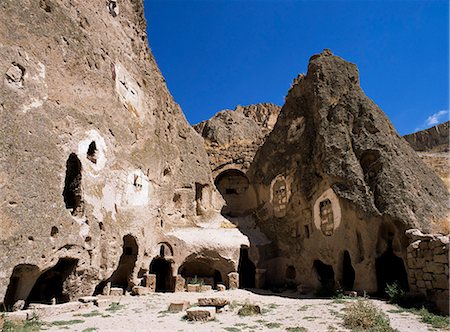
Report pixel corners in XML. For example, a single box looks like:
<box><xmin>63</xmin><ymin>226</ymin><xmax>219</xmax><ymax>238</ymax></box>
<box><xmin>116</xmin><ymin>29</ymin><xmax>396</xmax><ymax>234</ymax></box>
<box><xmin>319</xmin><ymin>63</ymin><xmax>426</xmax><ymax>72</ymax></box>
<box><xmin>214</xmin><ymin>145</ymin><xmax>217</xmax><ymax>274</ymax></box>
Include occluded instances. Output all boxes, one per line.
<box><xmin>406</xmin><ymin>229</ymin><xmax>449</xmax><ymax>314</ymax></box>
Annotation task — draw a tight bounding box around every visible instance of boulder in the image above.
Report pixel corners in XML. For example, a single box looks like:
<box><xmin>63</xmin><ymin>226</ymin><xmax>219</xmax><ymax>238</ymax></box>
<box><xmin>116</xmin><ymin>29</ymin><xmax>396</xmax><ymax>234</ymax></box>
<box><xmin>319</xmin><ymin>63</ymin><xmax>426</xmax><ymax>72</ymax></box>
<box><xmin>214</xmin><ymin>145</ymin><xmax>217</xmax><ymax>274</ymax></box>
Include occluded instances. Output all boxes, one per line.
<box><xmin>186</xmin><ymin>306</ymin><xmax>216</xmax><ymax>321</ymax></box>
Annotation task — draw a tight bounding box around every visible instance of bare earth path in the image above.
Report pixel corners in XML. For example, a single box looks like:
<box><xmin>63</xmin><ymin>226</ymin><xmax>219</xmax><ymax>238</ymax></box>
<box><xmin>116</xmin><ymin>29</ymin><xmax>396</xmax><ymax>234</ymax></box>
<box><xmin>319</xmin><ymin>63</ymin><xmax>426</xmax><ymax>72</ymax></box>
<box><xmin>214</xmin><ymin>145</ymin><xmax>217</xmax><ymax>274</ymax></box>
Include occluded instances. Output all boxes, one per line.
<box><xmin>40</xmin><ymin>289</ymin><xmax>441</xmax><ymax>332</ymax></box>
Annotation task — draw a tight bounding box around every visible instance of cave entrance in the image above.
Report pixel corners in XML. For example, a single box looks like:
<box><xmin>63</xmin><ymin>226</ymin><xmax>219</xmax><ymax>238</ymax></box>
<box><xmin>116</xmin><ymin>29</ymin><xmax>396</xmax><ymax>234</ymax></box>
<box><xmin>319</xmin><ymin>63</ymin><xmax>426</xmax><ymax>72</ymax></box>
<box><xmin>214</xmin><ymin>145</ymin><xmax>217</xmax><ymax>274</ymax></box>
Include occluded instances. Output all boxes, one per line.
<box><xmin>109</xmin><ymin>235</ymin><xmax>138</xmax><ymax>291</ymax></box>
<box><xmin>63</xmin><ymin>153</ymin><xmax>84</xmax><ymax>217</ymax></box>
<box><xmin>376</xmin><ymin>249</ymin><xmax>409</xmax><ymax>296</ymax></box>
<box><xmin>27</xmin><ymin>258</ymin><xmax>78</xmax><ymax>305</ymax></box>
<box><xmin>342</xmin><ymin>251</ymin><xmax>355</xmax><ymax>291</ymax></box>
<box><xmin>149</xmin><ymin>258</ymin><xmax>173</xmax><ymax>292</ymax></box>
<box><xmin>238</xmin><ymin>247</ymin><xmax>256</xmax><ymax>289</ymax></box>
<box><xmin>214</xmin><ymin>169</ymin><xmax>250</xmax><ymax>216</ymax></box>
<box><xmin>2</xmin><ymin>264</ymin><xmax>40</xmax><ymax>311</ymax></box>
<box><xmin>313</xmin><ymin>260</ymin><xmax>335</xmax><ymax>294</ymax></box>
<box><xmin>178</xmin><ymin>252</ymin><xmax>234</xmax><ymax>288</ymax></box>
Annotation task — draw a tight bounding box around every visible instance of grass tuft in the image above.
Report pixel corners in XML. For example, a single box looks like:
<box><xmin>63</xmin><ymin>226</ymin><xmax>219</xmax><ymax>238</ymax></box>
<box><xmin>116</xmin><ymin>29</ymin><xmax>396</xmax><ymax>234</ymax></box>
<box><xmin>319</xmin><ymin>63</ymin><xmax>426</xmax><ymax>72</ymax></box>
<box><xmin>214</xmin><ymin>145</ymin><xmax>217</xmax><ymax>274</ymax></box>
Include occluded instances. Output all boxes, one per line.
<box><xmin>343</xmin><ymin>299</ymin><xmax>397</xmax><ymax>332</ymax></box>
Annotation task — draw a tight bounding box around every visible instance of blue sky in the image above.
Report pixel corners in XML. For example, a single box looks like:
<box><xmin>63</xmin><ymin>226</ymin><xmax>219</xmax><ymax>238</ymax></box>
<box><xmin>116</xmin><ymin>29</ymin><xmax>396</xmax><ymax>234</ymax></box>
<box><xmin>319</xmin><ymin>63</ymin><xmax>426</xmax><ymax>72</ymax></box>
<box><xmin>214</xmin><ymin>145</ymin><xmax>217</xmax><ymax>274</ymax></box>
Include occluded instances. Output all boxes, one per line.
<box><xmin>144</xmin><ymin>0</ymin><xmax>449</xmax><ymax>135</ymax></box>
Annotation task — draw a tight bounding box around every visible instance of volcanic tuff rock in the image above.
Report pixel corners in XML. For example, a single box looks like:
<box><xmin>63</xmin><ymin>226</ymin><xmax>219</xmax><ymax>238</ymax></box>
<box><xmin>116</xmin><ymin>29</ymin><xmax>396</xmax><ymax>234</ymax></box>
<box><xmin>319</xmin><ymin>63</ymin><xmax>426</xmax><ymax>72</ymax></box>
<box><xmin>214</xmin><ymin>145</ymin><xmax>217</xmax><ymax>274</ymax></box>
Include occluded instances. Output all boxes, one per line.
<box><xmin>0</xmin><ymin>0</ymin><xmax>246</xmax><ymax>309</ymax></box>
<box><xmin>194</xmin><ymin>103</ymin><xmax>281</xmax><ymax>173</ymax></box>
<box><xmin>248</xmin><ymin>50</ymin><xmax>448</xmax><ymax>233</ymax></box>
<box><xmin>404</xmin><ymin>121</ymin><xmax>449</xmax><ymax>152</ymax></box>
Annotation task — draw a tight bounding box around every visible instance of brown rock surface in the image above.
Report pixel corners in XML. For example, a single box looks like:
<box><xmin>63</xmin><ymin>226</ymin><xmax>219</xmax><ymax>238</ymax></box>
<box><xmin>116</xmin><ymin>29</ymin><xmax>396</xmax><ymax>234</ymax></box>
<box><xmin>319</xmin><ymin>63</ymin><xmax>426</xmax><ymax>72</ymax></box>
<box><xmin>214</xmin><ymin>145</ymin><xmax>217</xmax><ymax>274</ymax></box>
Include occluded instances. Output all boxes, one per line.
<box><xmin>244</xmin><ymin>50</ymin><xmax>449</xmax><ymax>296</ymax></box>
<box><xmin>403</xmin><ymin>121</ymin><xmax>449</xmax><ymax>152</ymax></box>
<box><xmin>194</xmin><ymin>103</ymin><xmax>281</xmax><ymax>173</ymax></box>
<box><xmin>0</xmin><ymin>0</ymin><xmax>246</xmax><ymax>310</ymax></box>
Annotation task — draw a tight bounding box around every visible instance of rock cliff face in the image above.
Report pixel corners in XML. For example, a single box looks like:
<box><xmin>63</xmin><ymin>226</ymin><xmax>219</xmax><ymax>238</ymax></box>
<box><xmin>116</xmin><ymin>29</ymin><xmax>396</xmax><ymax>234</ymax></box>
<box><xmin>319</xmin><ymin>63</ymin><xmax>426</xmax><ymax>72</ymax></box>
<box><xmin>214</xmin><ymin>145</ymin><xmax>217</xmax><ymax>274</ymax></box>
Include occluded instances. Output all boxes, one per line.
<box><xmin>194</xmin><ymin>103</ymin><xmax>281</xmax><ymax>173</ymax></box>
<box><xmin>193</xmin><ymin>104</ymin><xmax>281</xmax><ymax>217</ymax></box>
<box><xmin>403</xmin><ymin>123</ymin><xmax>449</xmax><ymax>190</ymax></box>
<box><xmin>242</xmin><ymin>50</ymin><xmax>448</xmax><ymax>306</ymax></box>
<box><xmin>404</xmin><ymin>121</ymin><xmax>449</xmax><ymax>152</ymax></box>
<box><xmin>0</xmin><ymin>0</ymin><xmax>246</xmax><ymax>309</ymax></box>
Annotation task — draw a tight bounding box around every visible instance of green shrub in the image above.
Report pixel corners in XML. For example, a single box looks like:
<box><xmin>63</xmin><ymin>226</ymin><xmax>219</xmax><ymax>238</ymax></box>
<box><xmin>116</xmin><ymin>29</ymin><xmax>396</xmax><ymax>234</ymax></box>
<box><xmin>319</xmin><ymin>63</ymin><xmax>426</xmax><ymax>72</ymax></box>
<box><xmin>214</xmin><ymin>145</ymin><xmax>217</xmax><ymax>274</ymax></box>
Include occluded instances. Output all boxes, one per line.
<box><xmin>343</xmin><ymin>299</ymin><xmax>397</xmax><ymax>332</ymax></box>
<box><xmin>237</xmin><ymin>303</ymin><xmax>261</xmax><ymax>316</ymax></box>
<box><xmin>385</xmin><ymin>282</ymin><xmax>405</xmax><ymax>304</ymax></box>
<box><xmin>417</xmin><ymin>307</ymin><xmax>449</xmax><ymax>329</ymax></box>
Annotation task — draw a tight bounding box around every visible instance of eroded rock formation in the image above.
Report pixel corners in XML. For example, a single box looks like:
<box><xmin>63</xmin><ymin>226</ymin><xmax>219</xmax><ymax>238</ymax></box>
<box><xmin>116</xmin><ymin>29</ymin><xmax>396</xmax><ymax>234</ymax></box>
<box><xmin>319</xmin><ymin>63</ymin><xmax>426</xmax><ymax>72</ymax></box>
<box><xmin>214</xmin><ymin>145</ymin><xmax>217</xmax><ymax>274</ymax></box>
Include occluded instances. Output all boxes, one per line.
<box><xmin>0</xmin><ymin>0</ymin><xmax>247</xmax><ymax>310</ymax></box>
<box><xmin>243</xmin><ymin>50</ymin><xmax>449</xmax><ymax>311</ymax></box>
<box><xmin>403</xmin><ymin>122</ymin><xmax>449</xmax><ymax>190</ymax></box>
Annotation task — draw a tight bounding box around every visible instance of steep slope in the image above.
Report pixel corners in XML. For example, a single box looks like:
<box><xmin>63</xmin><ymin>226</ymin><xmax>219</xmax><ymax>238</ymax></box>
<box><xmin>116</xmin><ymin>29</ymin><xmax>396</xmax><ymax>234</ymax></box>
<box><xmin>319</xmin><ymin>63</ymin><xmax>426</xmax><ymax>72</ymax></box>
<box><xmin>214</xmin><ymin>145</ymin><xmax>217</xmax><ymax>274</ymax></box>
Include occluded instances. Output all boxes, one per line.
<box><xmin>0</xmin><ymin>0</ymin><xmax>245</xmax><ymax>309</ymax></box>
<box><xmin>245</xmin><ymin>50</ymin><xmax>448</xmax><ymax>298</ymax></box>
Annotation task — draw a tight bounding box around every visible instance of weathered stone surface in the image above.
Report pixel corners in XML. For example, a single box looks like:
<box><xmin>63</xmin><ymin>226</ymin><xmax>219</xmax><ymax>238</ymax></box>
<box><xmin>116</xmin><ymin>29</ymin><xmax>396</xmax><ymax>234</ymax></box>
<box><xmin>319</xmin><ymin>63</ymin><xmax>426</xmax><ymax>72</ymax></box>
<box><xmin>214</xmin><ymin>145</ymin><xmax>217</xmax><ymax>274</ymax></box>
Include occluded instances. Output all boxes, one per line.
<box><xmin>174</xmin><ymin>275</ymin><xmax>186</xmax><ymax>292</ymax></box>
<box><xmin>0</xmin><ymin>0</ymin><xmax>247</xmax><ymax>310</ymax></box>
<box><xmin>109</xmin><ymin>288</ymin><xmax>124</xmax><ymax>296</ymax></box>
<box><xmin>198</xmin><ymin>297</ymin><xmax>229</xmax><ymax>308</ymax></box>
<box><xmin>228</xmin><ymin>272</ymin><xmax>239</xmax><ymax>290</ymax></box>
<box><xmin>404</xmin><ymin>121</ymin><xmax>449</xmax><ymax>152</ymax></box>
<box><xmin>131</xmin><ymin>286</ymin><xmax>151</xmax><ymax>296</ymax></box>
<box><xmin>187</xmin><ymin>284</ymin><xmax>200</xmax><ymax>293</ymax></box>
<box><xmin>194</xmin><ymin>103</ymin><xmax>281</xmax><ymax>173</ymax></box>
<box><xmin>216</xmin><ymin>284</ymin><xmax>226</xmax><ymax>291</ymax></box>
<box><xmin>94</xmin><ymin>298</ymin><xmax>112</xmax><ymax>309</ymax></box>
<box><xmin>168</xmin><ymin>301</ymin><xmax>190</xmax><ymax>312</ymax></box>
<box><xmin>12</xmin><ymin>299</ymin><xmax>25</xmax><ymax>311</ymax></box>
<box><xmin>186</xmin><ymin>306</ymin><xmax>216</xmax><ymax>321</ymax></box>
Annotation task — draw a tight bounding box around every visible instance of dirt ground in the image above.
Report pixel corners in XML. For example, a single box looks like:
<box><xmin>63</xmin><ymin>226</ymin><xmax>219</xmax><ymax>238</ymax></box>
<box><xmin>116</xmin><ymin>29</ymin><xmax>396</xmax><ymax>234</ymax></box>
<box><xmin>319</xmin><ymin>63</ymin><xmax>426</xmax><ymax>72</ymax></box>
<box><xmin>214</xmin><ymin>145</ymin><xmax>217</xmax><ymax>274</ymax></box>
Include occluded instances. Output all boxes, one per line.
<box><xmin>39</xmin><ymin>289</ymin><xmax>443</xmax><ymax>332</ymax></box>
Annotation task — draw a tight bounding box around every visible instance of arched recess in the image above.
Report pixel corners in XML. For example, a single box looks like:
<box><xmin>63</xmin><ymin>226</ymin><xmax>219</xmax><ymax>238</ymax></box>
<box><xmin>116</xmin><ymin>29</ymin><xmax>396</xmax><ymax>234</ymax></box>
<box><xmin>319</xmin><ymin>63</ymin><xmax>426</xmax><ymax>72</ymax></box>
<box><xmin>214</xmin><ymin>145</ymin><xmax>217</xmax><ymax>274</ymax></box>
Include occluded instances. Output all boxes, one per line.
<box><xmin>342</xmin><ymin>251</ymin><xmax>355</xmax><ymax>291</ymax></box>
<box><xmin>2</xmin><ymin>264</ymin><xmax>40</xmax><ymax>311</ymax></box>
<box><xmin>27</xmin><ymin>258</ymin><xmax>79</xmax><ymax>305</ymax></box>
<box><xmin>238</xmin><ymin>247</ymin><xmax>256</xmax><ymax>289</ymax></box>
<box><xmin>108</xmin><ymin>235</ymin><xmax>138</xmax><ymax>291</ymax></box>
<box><xmin>214</xmin><ymin>169</ymin><xmax>255</xmax><ymax>216</ymax></box>
<box><xmin>149</xmin><ymin>257</ymin><xmax>174</xmax><ymax>292</ymax></box>
<box><xmin>313</xmin><ymin>260</ymin><xmax>335</xmax><ymax>295</ymax></box>
<box><xmin>375</xmin><ymin>233</ymin><xmax>409</xmax><ymax>296</ymax></box>
<box><xmin>178</xmin><ymin>251</ymin><xmax>235</xmax><ymax>288</ymax></box>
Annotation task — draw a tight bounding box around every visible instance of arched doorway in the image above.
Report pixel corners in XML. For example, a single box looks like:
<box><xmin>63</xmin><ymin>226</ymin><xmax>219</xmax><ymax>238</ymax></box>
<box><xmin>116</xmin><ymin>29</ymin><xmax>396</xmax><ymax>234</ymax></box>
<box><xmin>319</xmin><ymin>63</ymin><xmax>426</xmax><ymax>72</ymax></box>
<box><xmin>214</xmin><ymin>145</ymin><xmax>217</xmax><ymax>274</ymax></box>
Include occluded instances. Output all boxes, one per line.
<box><xmin>3</xmin><ymin>264</ymin><xmax>40</xmax><ymax>311</ymax></box>
<box><xmin>108</xmin><ymin>235</ymin><xmax>138</xmax><ymax>291</ymax></box>
<box><xmin>63</xmin><ymin>153</ymin><xmax>84</xmax><ymax>217</ymax></box>
<box><xmin>342</xmin><ymin>251</ymin><xmax>355</xmax><ymax>291</ymax></box>
<box><xmin>214</xmin><ymin>169</ymin><xmax>250</xmax><ymax>216</ymax></box>
<box><xmin>238</xmin><ymin>247</ymin><xmax>255</xmax><ymax>289</ymax></box>
<box><xmin>178</xmin><ymin>251</ymin><xmax>235</xmax><ymax>288</ymax></box>
<box><xmin>313</xmin><ymin>260</ymin><xmax>335</xmax><ymax>296</ymax></box>
<box><xmin>27</xmin><ymin>258</ymin><xmax>78</xmax><ymax>305</ymax></box>
<box><xmin>376</xmin><ymin>250</ymin><xmax>408</xmax><ymax>296</ymax></box>
<box><xmin>149</xmin><ymin>258</ymin><xmax>173</xmax><ymax>292</ymax></box>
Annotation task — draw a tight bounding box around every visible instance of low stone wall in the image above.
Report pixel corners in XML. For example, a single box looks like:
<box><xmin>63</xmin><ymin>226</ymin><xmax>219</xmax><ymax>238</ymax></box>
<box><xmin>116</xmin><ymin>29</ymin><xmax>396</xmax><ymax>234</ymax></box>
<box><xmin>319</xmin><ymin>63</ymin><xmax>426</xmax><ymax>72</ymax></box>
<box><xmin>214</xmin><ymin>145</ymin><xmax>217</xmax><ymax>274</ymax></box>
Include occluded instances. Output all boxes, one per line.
<box><xmin>406</xmin><ymin>229</ymin><xmax>449</xmax><ymax>314</ymax></box>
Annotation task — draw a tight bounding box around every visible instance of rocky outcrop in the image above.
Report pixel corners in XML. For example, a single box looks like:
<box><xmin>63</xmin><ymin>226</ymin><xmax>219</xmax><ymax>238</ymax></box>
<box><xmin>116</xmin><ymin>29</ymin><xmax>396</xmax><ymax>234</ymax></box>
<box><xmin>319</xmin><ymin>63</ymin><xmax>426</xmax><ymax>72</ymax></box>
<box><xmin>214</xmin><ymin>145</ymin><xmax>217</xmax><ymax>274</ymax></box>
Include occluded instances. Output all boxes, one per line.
<box><xmin>243</xmin><ymin>50</ymin><xmax>449</xmax><ymax>303</ymax></box>
<box><xmin>194</xmin><ymin>103</ymin><xmax>281</xmax><ymax>173</ymax></box>
<box><xmin>0</xmin><ymin>0</ymin><xmax>246</xmax><ymax>310</ymax></box>
<box><xmin>404</xmin><ymin>121</ymin><xmax>449</xmax><ymax>152</ymax></box>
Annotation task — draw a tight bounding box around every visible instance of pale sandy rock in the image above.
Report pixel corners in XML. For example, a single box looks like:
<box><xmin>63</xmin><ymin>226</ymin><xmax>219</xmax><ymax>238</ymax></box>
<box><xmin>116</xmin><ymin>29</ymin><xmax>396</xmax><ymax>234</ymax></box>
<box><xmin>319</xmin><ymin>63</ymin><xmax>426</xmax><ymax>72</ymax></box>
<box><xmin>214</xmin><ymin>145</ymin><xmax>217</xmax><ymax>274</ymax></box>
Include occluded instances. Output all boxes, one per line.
<box><xmin>185</xmin><ymin>306</ymin><xmax>216</xmax><ymax>321</ymax></box>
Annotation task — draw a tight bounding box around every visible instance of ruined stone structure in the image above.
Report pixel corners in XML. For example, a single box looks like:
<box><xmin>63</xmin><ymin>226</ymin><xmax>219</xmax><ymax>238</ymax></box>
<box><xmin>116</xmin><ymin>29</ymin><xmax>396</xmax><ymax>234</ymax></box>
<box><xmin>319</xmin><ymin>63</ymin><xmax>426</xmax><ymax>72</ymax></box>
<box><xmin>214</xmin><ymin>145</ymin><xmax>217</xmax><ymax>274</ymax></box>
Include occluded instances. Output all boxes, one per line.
<box><xmin>0</xmin><ymin>0</ymin><xmax>248</xmax><ymax>311</ymax></box>
<box><xmin>1</xmin><ymin>0</ymin><xmax>449</xmax><ymax>317</ymax></box>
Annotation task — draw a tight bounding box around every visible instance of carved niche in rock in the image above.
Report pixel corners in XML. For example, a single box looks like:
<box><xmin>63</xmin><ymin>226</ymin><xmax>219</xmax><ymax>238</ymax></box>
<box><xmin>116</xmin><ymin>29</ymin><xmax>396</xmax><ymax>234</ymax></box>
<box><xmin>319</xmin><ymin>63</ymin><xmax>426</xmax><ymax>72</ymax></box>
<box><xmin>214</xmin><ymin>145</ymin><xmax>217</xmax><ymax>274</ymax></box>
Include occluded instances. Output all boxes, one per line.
<box><xmin>270</xmin><ymin>175</ymin><xmax>291</xmax><ymax>218</ymax></box>
<box><xmin>313</xmin><ymin>188</ymin><xmax>341</xmax><ymax>236</ymax></box>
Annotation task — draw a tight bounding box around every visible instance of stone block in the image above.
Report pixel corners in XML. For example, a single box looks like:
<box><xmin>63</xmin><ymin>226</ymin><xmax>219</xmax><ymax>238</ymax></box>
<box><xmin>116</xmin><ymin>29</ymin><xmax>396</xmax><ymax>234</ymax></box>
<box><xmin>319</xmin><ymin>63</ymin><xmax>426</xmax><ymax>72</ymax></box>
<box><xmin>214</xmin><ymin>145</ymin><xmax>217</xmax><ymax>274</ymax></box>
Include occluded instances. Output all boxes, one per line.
<box><xmin>419</xmin><ymin>241</ymin><xmax>429</xmax><ymax>250</ymax></box>
<box><xmin>216</xmin><ymin>284</ymin><xmax>226</xmax><ymax>291</ymax></box>
<box><xmin>198</xmin><ymin>297</ymin><xmax>229</xmax><ymax>308</ymax></box>
<box><xmin>103</xmin><ymin>282</ymin><xmax>111</xmax><ymax>296</ymax></box>
<box><xmin>433</xmin><ymin>246</ymin><xmax>446</xmax><ymax>255</ymax></box>
<box><xmin>187</xmin><ymin>284</ymin><xmax>200</xmax><ymax>292</ymax></box>
<box><xmin>132</xmin><ymin>286</ymin><xmax>151</xmax><ymax>296</ymax></box>
<box><xmin>168</xmin><ymin>301</ymin><xmax>190</xmax><ymax>312</ymax></box>
<box><xmin>228</xmin><ymin>272</ymin><xmax>239</xmax><ymax>290</ymax></box>
<box><xmin>199</xmin><ymin>285</ymin><xmax>213</xmax><ymax>292</ymax></box>
<box><xmin>416</xmin><ymin>280</ymin><xmax>425</xmax><ymax>288</ymax></box>
<box><xmin>94</xmin><ymin>298</ymin><xmax>112</xmax><ymax>308</ymax></box>
<box><xmin>4</xmin><ymin>310</ymin><xmax>31</xmax><ymax>322</ymax></box>
<box><xmin>109</xmin><ymin>287</ymin><xmax>124</xmax><ymax>296</ymax></box>
<box><xmin>432</xmin><ymin>274</ymin><xmax>449</xmax><ymax>289</ymax></box>
<box><xmin>174</xmin><ymin>275</ymin><xmax>186</xmax><ymax>292</ymax></box>
<box><xmin>434</xmin><ymin>255</ymin><xmax>449</xmax><ymax>264</ymax></box>
<box><xmin>79</xmin><ymin>296</ymin><xmax>98</xmax><ymax>303</ymax></box>
<box><xmin>423</xmin><ymin>273</ymin><xmax>432</xmax><ymax>281</ymax></box>
<box><xmin>186</xmin><ymin>306</ymin><xmax>216</xmax><ymax>321</ymax></box>
<box><xmin>145</xmin><ymin>274</ymin><xmax>156</xmax><ymax>292</ymax></box>
<box><xmin>415</xmin><ymin>269</ymin><xmax>423</xmax><ymax>279</ymax></box>
<box><xmin>425</xmin><ymin>280</ymin><xmax>432</xmax><ymax>289</ymax></box>
<box><xmin>428</xmin><ymin>263</ymin><xmax>445</xmax><ymax>274</ymax></box>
